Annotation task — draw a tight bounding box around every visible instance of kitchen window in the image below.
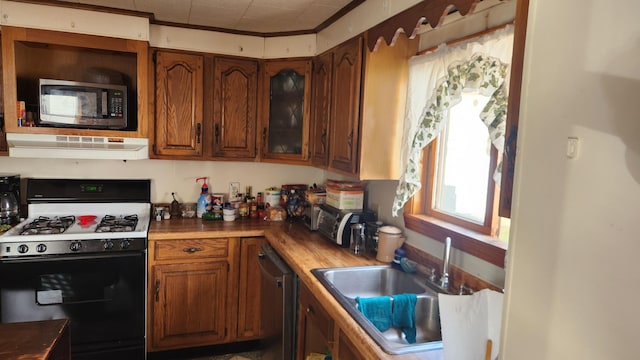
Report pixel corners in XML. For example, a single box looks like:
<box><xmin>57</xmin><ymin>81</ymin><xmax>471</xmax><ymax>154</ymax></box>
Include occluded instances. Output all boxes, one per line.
<box><xmin>394</xmin><ymin>26</ymin><xmax>515</xmax><ymax>267</ymax></box>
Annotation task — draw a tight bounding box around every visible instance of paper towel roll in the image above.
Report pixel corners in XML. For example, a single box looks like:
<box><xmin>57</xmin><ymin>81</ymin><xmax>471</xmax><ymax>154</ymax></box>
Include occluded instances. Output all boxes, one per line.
<box><xmin>438</xmin><ymin>289</ymin><xmax>504</xmax><ymax>360</ymax></box>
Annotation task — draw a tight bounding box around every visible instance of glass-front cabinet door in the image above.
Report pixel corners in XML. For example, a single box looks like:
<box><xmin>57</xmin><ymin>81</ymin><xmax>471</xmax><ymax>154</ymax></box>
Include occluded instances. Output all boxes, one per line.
<box><xmin>260</xmin><ymin>60</ymin><xmax>311</xmax><ymax>163</ymax></box>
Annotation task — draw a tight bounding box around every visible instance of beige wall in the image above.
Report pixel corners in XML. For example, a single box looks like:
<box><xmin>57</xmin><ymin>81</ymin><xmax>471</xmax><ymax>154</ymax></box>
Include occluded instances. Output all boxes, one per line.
<box><xmin>501</xmin><ymin>0</ymin><xmax>640</xmax><ymax>358</ymax></box>
<box><xmin>0</xmin><ymin>157</ymin><xmax>325</xmax><ymax>205</ymax></box>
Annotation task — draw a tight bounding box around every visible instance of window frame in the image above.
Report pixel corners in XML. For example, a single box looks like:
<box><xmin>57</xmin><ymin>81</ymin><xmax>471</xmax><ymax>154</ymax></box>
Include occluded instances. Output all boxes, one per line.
<box><xmin>404</xmin><ymin>138</ymin><xmax>507</xmax><ymax>268</ymax></box>
<box><xmin>427</xmin><ymin>122</ymin><xmax>501</xmax><ymax>237</ymax></box>
<box><xmin>402</xmin><ymin>0</ymin><xmax>529</xmax><ymax>269</ymax></box>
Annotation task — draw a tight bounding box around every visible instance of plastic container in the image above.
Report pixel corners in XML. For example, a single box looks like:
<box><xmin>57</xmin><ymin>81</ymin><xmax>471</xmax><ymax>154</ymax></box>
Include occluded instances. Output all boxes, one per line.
<box><xmin>196</xmin><ymin>177</ymin><xmax>209</xmax><ymax>218</ymax></box>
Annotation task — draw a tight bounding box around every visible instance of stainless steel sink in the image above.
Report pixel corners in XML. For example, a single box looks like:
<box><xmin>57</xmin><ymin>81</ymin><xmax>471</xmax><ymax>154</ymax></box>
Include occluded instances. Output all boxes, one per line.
<box><xmin>312</xmin><ymin>265</ymin><xmax>443</xmax><ymax>355</ymax></box>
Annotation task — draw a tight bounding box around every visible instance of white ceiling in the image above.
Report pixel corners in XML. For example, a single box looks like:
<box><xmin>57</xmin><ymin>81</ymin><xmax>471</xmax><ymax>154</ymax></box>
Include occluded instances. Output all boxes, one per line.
<box><xmin>55</xmin><ymin>0</ymin><xmax>357</xmax><ymax>34</ymax></box>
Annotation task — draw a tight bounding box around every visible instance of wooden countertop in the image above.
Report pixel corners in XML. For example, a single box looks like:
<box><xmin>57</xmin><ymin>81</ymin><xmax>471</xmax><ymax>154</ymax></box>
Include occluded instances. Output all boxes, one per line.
<box><xmin>0</xmin><ymin>319</ymin><xmax>70</xmax><ymax>360</ymax></box>
<box><xmin>148</xmin><ymin>218</ymin><xmax>443</xmax><ymax>360</ymax></box>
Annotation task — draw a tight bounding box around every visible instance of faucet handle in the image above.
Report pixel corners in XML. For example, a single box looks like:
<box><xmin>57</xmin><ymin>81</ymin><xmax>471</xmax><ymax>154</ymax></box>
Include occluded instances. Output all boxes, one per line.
<box><xmin>458</xmin><ymin>283</ymin><xmax>474</xmax><ymax>295</ymax></box>
<box><xmin>428</xmin><ymin>268</ymin><xmax>437</xmax><ymax>282</ymax></box>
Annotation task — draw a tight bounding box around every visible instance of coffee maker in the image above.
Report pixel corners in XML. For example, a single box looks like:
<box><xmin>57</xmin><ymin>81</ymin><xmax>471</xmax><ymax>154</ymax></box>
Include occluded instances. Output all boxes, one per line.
<box><xmin>0</xmin><ymin>174</ymin><xmax>20</xmax><ymax>225</ymax></box>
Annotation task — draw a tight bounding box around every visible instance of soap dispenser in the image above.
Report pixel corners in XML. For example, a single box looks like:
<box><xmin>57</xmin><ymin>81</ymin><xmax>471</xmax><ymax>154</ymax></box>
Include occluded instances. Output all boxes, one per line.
<box><xmin>196</xmin><ymin>177</ymin><xmax>209</xmax><ymax>218</ymax></box>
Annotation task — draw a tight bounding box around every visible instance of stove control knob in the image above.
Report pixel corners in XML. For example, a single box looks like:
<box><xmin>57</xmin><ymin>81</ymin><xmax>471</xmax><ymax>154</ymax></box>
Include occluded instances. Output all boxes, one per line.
<box><xmin>36</xmin><ymin>244</ymin><xmax>47</xmax><ymax>253</ymax></box>
<box><xmin>120</xmin><ymin>239</ymin><xmax>131</xmax><ymax>250</ymax></box>
<box><xmin>70</xmin><ymin>241</ymin><xmax>82</xmax><ymax>252</ymax></box>
<box><xmin>17</xmin><ymin>244</ymin><xmax>29</xmax><ymax>254</ymax></box>
<box><xmin>103</xmin><ymin>241</ymin><xmax>114</xmax><ymax>250</ymax></box>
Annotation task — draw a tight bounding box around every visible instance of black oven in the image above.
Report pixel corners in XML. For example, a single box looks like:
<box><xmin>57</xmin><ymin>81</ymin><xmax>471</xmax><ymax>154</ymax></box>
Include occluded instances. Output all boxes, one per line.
<box><xmin>0</xmin><ymin>251</ymin><xmax>146</xmax><ymax>359</ymax></box>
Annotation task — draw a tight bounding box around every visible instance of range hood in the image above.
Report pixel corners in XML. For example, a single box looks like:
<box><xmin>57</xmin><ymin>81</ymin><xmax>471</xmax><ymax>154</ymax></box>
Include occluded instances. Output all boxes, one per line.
<box><xmin>6</xmin><ymin>133</ymin><xmax>149</xmax><ymax>160</ymax></box>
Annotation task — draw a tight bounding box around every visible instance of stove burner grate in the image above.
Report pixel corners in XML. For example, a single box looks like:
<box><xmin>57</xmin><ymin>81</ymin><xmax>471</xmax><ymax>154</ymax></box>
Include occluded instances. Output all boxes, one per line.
<box><xmin>20</xmin><ymin>216</ymin><xmax>76</xmax><ymax>235</ymax></box>
<box><xmin>96</xmin><ymin>214</ymin><xmax>139</xmax><ymax>233</ymax></box>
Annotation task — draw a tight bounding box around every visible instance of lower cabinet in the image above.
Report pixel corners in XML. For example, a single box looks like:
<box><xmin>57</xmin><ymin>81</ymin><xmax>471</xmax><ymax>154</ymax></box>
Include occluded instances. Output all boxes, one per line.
<box><xmin>297</xmin><ymin>283</ymin><xmax>366</xmax><ymax>360</ymax></box>
<box><xmin>297</xmin><ymin>283</ymin><xmax>334</xmax><ymax>359</ymax></box>
<box><xmin>236</xmin><ymin>237</ymin><xmax>266</xmax><ymax>340</ymax></box>
<box><xmin>151</xmin><ymin>261</ymin><xmax>229</xmax><ymax>349</ymax></box>
<box><xmin>148</xmin><ymin>236</ymin><xmax>264</xmax><ymax>352</ymax></box>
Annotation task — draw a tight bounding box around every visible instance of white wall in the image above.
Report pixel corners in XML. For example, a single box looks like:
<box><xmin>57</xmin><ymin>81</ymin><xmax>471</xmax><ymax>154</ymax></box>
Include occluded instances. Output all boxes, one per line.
<box><xmin>501</xmin><ymin>0</ymin><xmax>640</xmax><ymax>358</ymax></box>
<box><xmin>0</xmin><ymin>157</ymin><xmax>325</xmax><ymax>205</ymax></box>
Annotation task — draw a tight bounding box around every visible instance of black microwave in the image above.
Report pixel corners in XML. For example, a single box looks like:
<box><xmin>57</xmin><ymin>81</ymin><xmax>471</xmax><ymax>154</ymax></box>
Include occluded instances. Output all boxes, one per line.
<box><xmin>38</xmin><ymin>78</ymin><xmax>127</xmax><ymax>129</ymax></box>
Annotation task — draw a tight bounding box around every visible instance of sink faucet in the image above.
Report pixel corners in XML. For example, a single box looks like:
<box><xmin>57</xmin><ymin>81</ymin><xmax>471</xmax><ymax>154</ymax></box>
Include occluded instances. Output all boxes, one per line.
<box><xmin>439</xmin><ymin>236</ymin><xmax>451</xmax><ymax>289</ymax></box>
<box><xmin>426</xmin><ymin>236</ymin><xmax>453</xmax><ymax>293</ymax></box>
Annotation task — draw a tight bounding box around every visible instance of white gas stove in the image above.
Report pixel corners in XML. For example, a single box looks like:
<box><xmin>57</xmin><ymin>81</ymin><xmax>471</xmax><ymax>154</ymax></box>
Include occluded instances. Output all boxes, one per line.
<box><xmin>0</xmin><ymin>179</ymin><xmax>151</xmax><ymax>258</ymax></box>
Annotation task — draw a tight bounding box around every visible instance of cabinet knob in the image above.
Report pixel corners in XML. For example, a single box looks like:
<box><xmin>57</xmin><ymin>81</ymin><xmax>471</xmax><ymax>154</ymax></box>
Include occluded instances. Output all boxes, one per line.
<box><xmin>183</xmin><ymin>247</ymin><xmax>203</xmax><ymax>253</ymax></box>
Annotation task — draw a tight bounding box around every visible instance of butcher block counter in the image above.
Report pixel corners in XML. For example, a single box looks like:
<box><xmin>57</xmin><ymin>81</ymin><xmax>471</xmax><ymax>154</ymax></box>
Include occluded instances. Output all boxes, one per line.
<box><xmin>148</xmin><ymin>218</ymin><xmax>443</xmax><ymax>360</ymax></box>
<box><xmin>0</xmin><ymin>319</ymin><xmax>70</xmax><ymax>360</ymax></box>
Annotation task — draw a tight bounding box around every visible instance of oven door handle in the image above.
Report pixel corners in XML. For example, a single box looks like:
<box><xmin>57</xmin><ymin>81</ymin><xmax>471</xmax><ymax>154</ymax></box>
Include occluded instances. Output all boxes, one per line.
<box><xmin>0</xmin><ymin>252</ymin><xmax>145</xmax><ymax>263</ymax></box>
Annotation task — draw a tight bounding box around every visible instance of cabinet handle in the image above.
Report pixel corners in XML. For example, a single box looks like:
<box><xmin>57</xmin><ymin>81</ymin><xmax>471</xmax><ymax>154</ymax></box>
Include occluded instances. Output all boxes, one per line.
<box><xmin>347</xmin><ymin>129</ymin><xmax>353</xmax><ymax>149</ymax></box>
<box><xmin>262</xmin><ymin>128</ymin><xmax>267</xmax><ymax>153</ymax></box>
<box><xmin>321</xmin><ymin>129</ymin><xmax>327</xmax><ymax>152</ymax></box>
<box><xmin>215</xmin><ymin>124</ymin><xmax>220</xmax><ymax>144</ymax></box>
<box><xmin>183</xmin><ymin>247</ymin><xmax>203</xmax><ymax>253</ymax></box>
<box><xmin>196</xmin><ymin>123</ymin><xmax>202</xmax><ymax>144</ymax></box>
<box><xmin>155</xmin><ymin>279</ymin><xmax>160</xmax><ymax>302</ymax></box>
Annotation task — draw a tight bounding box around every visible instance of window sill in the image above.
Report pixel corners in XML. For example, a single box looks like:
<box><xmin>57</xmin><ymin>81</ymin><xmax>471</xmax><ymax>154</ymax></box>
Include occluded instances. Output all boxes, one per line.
<box><xmin>403</xmin><ymin>213</ymin><xmax>507</xmax><ymax>268</ymax></box>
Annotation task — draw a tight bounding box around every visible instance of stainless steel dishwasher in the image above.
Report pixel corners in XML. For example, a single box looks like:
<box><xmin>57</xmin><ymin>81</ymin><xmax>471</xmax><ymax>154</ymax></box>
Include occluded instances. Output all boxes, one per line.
<box><xmin>258</xmin><ymin>243</ymin><xmax>297</xmax><ymax>360</ymax></box>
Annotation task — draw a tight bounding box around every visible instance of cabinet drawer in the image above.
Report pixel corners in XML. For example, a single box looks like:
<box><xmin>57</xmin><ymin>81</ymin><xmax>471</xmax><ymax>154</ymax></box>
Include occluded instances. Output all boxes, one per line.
<box><xmin>153</xmin><ymin>239</ymin><xmax>228</xmax><ymax>261</ymax></box>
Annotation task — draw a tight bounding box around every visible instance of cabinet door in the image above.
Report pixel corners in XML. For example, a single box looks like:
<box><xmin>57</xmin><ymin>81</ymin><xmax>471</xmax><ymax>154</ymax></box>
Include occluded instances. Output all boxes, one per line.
<box><xmin>328</xmin><ymin>37</ymin><xmax>363</xmax><ymax>174</ymax></box>
<box><xmin>237</xmin><ymin>237</ymin><xmax>265</xmax><ymax>340</ymax></box>
<box><xmin>297</xmin><ymin>283</ymin><xmax>334</xmax><ymax>359</ymax></box>
<box><xmin>154</xmin><ymin>51</ymin><xmax>204</xmax><ymax>157</ymax></box>
<box><xmin>151</xmin><ymin>261</ymin><xmax>228</xmax><ymax>349</ymax></box>
<box><xmin>261</xmin><ymin>60</ymin><xmax>311</xmax><ymax>163</ymax></box>
<box><xmin>211</xmin><ymin>57</ymin><xmax>258</xmax><ymax>159</ymax></box>
<box><xmin>310</xmin><ymin>52</ymin><xmax>333</xmax><ymax>167</ymax></box>
<box><xmin>0</xmin><ymin>34</ymin><xmax>6</xmax><ymax>156</ymax></box>
<box><xmin>337</xmin><ymin>328</ymin><xmax>365</xmax><ymax>360</ymax></box>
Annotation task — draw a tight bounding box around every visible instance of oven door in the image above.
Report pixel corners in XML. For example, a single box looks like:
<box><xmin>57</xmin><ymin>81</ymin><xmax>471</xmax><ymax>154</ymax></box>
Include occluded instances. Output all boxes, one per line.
<box><xmin>0</xmin><ymin>252</ymin><xmax>146</xmax><ymax>360</ymax></box>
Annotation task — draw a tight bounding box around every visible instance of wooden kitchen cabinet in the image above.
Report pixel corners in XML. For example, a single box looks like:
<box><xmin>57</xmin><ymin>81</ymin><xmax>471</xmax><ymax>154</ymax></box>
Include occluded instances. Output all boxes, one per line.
<box><xmin>311</xmin><ymin>34</ymin><xmax>417</xmax><ymax>178</ymax></box>
<box><xmin>152</xmin><ymin>50</ymin><xmax>204</xmax><ymax>158</ymax></box>
<box><xmin>1</xmin><ymin>26</ymin><xmax>148</xmax><ymax>139</ymax></box>
<box><xmin>0</xmin><ymin>33</ymin><xmax>6</xmax><ymax>156</ymax></box>
<box><xmin>327</xmin><ymin>36</ymin><xmax>363</xmax><ymax>175</ymax></box>
<box><xmin>310</xmin><ymin>51</ymin><xmax>333</xmax><ymax>167</ymax></box>
<box><xmin>297</xmin><ymin>282</ymin><xmax>334</xmax><ymax>359</ymax></box>
<box><xmin>335</xmin><ymin>329</ymin><xmax>365</xmax><ymax>360</ymax></box>
<box><xmin>148</xmin><ymin>237</ymin><xmax>239</xmax><ymax>351</ymax></box>
<box><xmin>260</xmin><ymin>59</ymin><xmax>312</xmax><ymax>164</ymax></box>
<box><xmin>209</xmin><ymin>57</ymin><xmax>258</xmax><ymax>159</ymax></box>
<box><xmin>236</xmin><ymin>237</ymin><xmax>265</xmax><ymax>340</ymax></box>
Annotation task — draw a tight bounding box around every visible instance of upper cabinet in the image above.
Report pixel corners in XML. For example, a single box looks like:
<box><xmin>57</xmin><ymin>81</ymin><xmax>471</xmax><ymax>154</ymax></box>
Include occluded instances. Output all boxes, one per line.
<box><xmin>260</xmin><ymin>59</ymin><xmax>312</xmax><ymax>164</ymax></box>
<box><xmin>209</xmin><ymin>57</ymin><xmax>258</xmax><ymax>159</ymax></box>
<box><xmin>310</xmin><ymin>52</ymin><xmax>333</xmax><ymax>167</ymax></box>
<box><xmin>310</xmin><ymin>34</ymin><xmax>417</xmax><ymax>179</ymax></box>
<box><xmin>327</xmin><ymin>37</ymin><xmax>364</xmax><ymax>175</ymax></box>
<box><xmin>150</xmin><ymin>50</ymin><xmax>259</xmax><ymax>161</ymax></box>
<box><xmin>152</xmin><ymin>50</ymin><xmax>204</xmax><ymax>158</ymax></box>
<box><xmin>1</xmin><ymin>26</ymin><xmax>148</xmax><ymax>138</ymax></box>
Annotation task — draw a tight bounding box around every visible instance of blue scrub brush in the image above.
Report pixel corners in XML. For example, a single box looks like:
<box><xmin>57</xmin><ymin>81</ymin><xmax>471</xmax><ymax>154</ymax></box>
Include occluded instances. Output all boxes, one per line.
<box><xmin>400</xmin><ymin>257</ymin><xmax>417</xmax><ymax>273</ymax></box>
